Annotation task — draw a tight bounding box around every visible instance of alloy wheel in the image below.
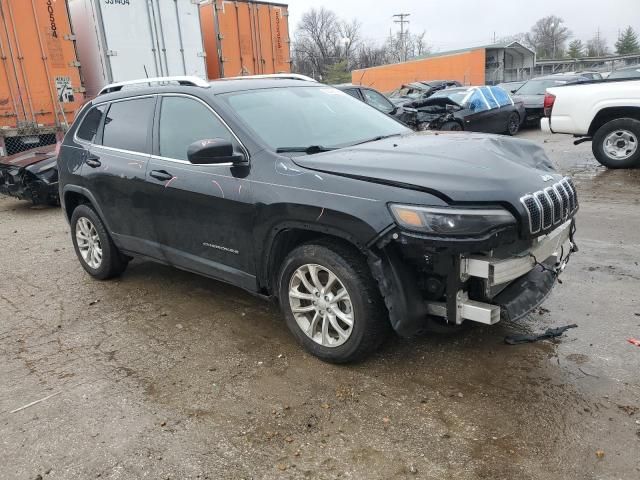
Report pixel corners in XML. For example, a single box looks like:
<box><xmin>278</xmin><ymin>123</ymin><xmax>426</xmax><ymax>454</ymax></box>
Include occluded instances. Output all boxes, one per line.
<box><xmin>288</xmin><ymin>264</ymin><xmax>354</xmax><ymax>348</ymax></box>
<box><xmin>603</xmin><ymin>129</ymin><xmax>637</xmax><ymax>160</ymax></box>
<box><xmin>76</xmin><ymin>217</ymin><xmax>103</xmax><ymax>269</ymax></box>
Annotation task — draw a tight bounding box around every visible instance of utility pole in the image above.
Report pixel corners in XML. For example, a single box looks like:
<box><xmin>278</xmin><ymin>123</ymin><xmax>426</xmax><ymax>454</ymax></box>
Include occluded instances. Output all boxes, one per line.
<box><xmin>393</xmin><ymin>13</ymin><xmax>410</xmax><ymax>62</ymax></box>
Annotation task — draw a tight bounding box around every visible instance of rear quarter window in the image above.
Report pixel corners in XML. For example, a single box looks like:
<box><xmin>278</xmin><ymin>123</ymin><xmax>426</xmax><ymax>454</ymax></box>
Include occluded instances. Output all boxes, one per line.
<box><xmin>102</xmin><ymin>98</ymin><xmax>155</xmax><ymax>153</ymax></box>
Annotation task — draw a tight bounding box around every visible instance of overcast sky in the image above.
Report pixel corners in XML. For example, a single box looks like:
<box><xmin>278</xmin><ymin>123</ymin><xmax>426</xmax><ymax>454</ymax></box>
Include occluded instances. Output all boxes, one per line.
<box><xmin>287</xmin><ymin>0</ymin><xmax>640</xmax><ymax>52</ymax></box>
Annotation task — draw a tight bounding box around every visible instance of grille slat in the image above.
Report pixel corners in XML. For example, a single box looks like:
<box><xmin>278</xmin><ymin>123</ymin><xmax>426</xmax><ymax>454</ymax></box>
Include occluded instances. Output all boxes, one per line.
<box><xmin>520</xmin><ymin>177</ymin><xmax>578</xmax><ymax>235</ymax></box>
<box><xmin>545</xmin><ymin>187</ymin><xmax>562</xmax><ymax>224</ymax></box>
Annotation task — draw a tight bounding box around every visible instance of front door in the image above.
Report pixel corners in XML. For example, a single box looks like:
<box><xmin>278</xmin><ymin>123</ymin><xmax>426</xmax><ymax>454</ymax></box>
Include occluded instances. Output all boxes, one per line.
<box><xmin>145</xmin><ymin>95</ymin><xmax>256</xmax><ymax>290</ymax></box>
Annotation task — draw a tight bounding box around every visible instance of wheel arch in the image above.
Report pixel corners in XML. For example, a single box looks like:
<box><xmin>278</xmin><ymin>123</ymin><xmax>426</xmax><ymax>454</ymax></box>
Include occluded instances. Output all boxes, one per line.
<box><xmin>588</xmin><ymin>107</ymin><xmax>640</xmax><ymax>136</ymax></box>
<box><xmin>259</xmin><ymin>222</ymin><xmax>372</xmax><ymax>296</ymax></box>
<box><xmin>62</xmin><ymin>186</ymin><xmax>112</xmax><ymax>232</ymax></box>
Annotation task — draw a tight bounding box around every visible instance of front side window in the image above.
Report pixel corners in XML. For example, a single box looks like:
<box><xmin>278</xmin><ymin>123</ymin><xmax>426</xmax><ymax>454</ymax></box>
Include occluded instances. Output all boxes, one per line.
<box><xmin>159</xmin><ymin>96</ymin><xmax>235</xmax><ymax>161</ymax></box>
<box><xmin>220</xmin><ymin>86</ymin><xmax>409</xmax><ymax>152</ymax></box>
<box><xmin>102</xmin><ymin>98</ymin><xmax>155</xmax><ymax>153</ymax></box>
<box><xmin>467</xmin><ymin>90</ymin><xmax>489</xmax><ymax>113</ymax></box>
<box><xmin>342</xmin><ymin>88</ymin><xmax>362</xmax><ymax>100</ymax></box>
<box><xmin>76</xmin><ymin>105</ymin><xmax>106</xmax><ymax>143</ymax></box>
<box><xmin>362</xmin><ymin>89</ymin><xmax>394</xmax><ymax>114</ymax></box>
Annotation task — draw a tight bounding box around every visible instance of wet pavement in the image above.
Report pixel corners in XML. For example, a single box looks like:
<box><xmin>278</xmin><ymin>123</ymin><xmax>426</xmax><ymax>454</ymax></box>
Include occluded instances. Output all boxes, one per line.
<box><xmin>1</xmin><ymin>129</ymin><xmax>639</xmax><ymax>479</ymax></box>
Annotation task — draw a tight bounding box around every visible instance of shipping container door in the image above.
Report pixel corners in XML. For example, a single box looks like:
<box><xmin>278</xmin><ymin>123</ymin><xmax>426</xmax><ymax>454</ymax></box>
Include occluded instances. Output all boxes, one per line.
<box><xmin>151</xmin><ymin>0</ymin><xmax>206</xmax><ymax>78</ymax></box>
<box><xmin>0</xmin><ymin>0</ymin><xmax>22</xmax><ymax>128</ymax></box>
<box><xmin>217</xmin><ymin>0</ymin><xmax>257</xmax><ymax>77</ymax></box>
<box><xmin>98</xmin><ymin>0</ymin><xmax>161</xmax><ymax>81</ymax></box>
<box><xmin>270</xmin><ymin>4</ymin><xmax>290</xmax><ymax>73</ymax></box>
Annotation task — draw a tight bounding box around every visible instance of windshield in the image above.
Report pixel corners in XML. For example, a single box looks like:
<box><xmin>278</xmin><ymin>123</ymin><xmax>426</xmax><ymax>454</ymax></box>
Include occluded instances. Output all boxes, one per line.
<box><xmin>430</xmin><ymin>88</ymin><xmax>471</xmax><ymax>105</ymax></box>
<box><xmin>221</xmin><ymin>86</ymin><xmax>410</xmax><ymax>152</ymax></box>
<box><xmin>608</xmin><ymin>68</ymin><xmax>640</xmax><ymax>79</ymax></box>
<box><xmin>392</xmin><ymin>86</ymin><xmax>422</xmax><ymax>98</ymax></box>
<box><xmin>516</xmin><ymin>79</ymin><xmax>569</xmax><ymax>95</ymax></box>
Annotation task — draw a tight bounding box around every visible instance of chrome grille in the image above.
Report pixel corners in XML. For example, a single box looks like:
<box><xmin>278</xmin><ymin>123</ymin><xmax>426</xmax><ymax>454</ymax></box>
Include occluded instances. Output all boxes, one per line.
<box><xmin>520</xmin><ymin>177</ymin><xmax>578</xmax><ymax>234</ymax></box>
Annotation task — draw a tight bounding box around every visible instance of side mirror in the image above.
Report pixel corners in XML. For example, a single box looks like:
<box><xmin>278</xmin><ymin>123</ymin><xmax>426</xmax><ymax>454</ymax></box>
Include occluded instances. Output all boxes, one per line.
<box><xmin>187</xmin><ymin>138</ymin><xmax>245</xmax><ymax>165</ymax></box>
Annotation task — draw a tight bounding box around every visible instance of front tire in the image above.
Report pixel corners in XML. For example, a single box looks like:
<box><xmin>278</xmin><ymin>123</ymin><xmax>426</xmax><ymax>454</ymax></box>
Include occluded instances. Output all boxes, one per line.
<box><xmin>440</xmin><ymin>121</ymin><xmax>462</xmax><ymax>131</ymax></box>
<box><xmin>592</xmin><ymin>118</ymin><xmax>640</xmax><ymax>169</ymax></box>
<box><xmin>278</xmin><ymin>241</ymin><xmax>390</xmax><ymax>363</ymax></box>
<box><xmin>70</xmin><ymin>204</ymin><xmax>128</xmax><ymax>280</ymax></box>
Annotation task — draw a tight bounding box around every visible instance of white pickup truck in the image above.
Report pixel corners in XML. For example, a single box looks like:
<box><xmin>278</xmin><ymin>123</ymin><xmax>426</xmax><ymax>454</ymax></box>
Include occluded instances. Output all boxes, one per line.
<box><xmin>540</xmin><ymin>79</ymin><xmax>640</xmax><ymax>168</ymax></box>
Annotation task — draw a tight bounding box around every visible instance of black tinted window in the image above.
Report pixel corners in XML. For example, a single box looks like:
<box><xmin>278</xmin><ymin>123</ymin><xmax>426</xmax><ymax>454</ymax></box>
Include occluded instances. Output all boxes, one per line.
<box><xmin>159</xmin><ymin>96</ymin><xmax>235</xmax><ymax>160</ymax></box>
<box><xmin>102</xmin><ymin>98</ymin><xmax>155</xmax><ymax>153</ymax></box>
<box><xmin>76</xmin><ymin>105</ymin><xmax>106</xmax><ymax>142</ymax></box>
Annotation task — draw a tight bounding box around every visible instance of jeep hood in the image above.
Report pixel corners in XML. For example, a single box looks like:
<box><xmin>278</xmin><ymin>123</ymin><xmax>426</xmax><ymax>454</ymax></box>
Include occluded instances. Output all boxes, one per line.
<box><xmin>292</xmin><ymin>132</ymin><xmax>558</xmax><ymax>204</ymax></box>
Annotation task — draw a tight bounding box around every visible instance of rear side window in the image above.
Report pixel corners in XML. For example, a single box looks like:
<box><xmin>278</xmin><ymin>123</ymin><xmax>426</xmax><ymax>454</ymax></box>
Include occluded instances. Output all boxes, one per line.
<box><xmin>76</xmin><ymin>105</ymin><xmax>106</xmax><ymax>143</ymax></box>
<box><xmin>159</xmin><ymin>96</ymin><xmax>236</xmax><ymax>161</ymax></box>
<box><xmin>490</xmin><ymin>86</ymin><xmax>513</xmax><ymax>107</ymax></box>
<box><xmin>102</xmin><ymin>98</ymin><xmax>155</xmax><ymax>153</ymax></box>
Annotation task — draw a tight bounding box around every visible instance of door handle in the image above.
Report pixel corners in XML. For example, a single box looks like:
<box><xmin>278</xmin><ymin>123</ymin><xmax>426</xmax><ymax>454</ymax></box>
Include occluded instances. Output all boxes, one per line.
<box><xmin>150</xmin><ymin>170</ymin><xmax>174</xmax><ymax>181</ymax></box>
<box><xmin>85</xmin><ymin>154</ymin><xmax>101</xmax><ymax>168</ymax></box>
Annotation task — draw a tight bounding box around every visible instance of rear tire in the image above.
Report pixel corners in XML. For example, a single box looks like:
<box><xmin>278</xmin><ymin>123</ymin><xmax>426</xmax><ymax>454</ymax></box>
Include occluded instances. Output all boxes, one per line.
<box><xmin>440</xmin><ymin>121</ymin><xmax>462</xmax><ymax>131</ymax></box>
<box><xmin>592</xmin><ymin>118</ymin><xmax>640</xmax><ymax>169</ymax></box>
<box><xmin>506</xmin><ymin>112</ymin><xmax>520</xmax><ymax>136</ymax></box>
<box><xmin>278</xmin><ymin>240</ymin><xmax>390</xmax><ymax>363</ymax></box>
<box><xmin>70</xmin><ymin>204</ymin><xmax>128</xmax><ymax>280</ymax></box>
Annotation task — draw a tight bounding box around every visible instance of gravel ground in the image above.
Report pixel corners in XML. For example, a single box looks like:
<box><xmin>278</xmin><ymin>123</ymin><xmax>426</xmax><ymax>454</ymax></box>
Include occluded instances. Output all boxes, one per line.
<box><xmin>1</xmin><ymin>129</ymin><xmax>639</xmax><ymax>480</ymax></box>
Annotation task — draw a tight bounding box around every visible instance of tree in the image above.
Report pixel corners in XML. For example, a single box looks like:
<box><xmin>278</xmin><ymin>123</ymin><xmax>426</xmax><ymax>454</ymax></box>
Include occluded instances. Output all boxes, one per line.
<box><xmin>615</xmin><ymin>26</ymin><xmax>640</xmax><ymax>55</ymax></box>
<box><xmin>567</xmin><ymin>39</ymin><xmax>584</xmax><ymax>58</ymax></box>
<box><xmin>586</xmin><ymin>31</ymin><xmax>609</xmax><ymax>57</ymax></box>
<box><xmin>525</xmin><ymin>16</ymin><xmax>572</xmax><ymax>59</ymax></box>
<box><xmin>384</xmin><ymin>30</ymin><xmax>430</xmax><ymax>64</ymax></box>
<box><xmin>292</xmin><ymin>7</ymin><xmax>362</xmax><ymax>80</ymax></box>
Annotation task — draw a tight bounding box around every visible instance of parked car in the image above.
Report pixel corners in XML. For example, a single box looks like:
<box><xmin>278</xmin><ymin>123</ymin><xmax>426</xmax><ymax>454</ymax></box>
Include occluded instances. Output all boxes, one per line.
<box><xmin>336</xmin><ymin>84</ymin><xmax>400</xmax><ymax>117</ymax></box>
<box><xmin>607</xmin><ymin>65</ymin><xmax>640</xmax><ymax>80</ymax></box>
<box><xmin>399</xmin><ymin>86</ymin><xmax>525</xmax><ymax>135</ymax></box>
<box><xmin>541</xmin><ymin>77</ymin><xmax>640</xmax><ymax>168</ymax></box>
<box><xmin>58</xmin><ymin>75</ymin><xmax>578</xmax><ymax>363</ymax></box>
<box><xmin>0</xmin><ymin>146</ymin><xmax>59</xmax><ymax>205</ymax></box>
<box><xmin>497</xmin><ymin>81</ymin><xmax>525</xmax><ymax>93</ymax></box>
<box><xmin>553</xmin><ymin>71</ymin><xmax>603</xmax><ymax>81</ymax></box>
<box><xmin>388</xmin><ymin>80</ymin><xmax>462</xmax><ymax>105</ymax></box>
<box><xmin>513</xmin><ymin>75</ymin><xmax>589</xmax><ymax>124</ymax></box>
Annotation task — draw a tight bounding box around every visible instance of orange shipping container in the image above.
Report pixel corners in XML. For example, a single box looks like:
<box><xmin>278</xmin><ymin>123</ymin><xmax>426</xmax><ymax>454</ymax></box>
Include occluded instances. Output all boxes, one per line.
<box><xmin>352</xmin><ymin>49</ymin><xmax>486</xmax><ymax>93</ymax></box>
<box><xmin>0</xmin><ymin>0</ymin><xmax>83</xmax><ymax>156</ymax></box>
<box><xmin>200</xmin><ymin>0</ymin><xmax>291</xmax><ymax>79</ymax></box>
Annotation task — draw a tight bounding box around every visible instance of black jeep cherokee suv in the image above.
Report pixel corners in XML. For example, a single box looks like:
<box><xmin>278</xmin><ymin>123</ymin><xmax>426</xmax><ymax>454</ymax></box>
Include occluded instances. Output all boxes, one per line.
<box><xmin>58</xmin><ymin>76</ymin><xmax>578</xmax><ymax>363</ymax></box>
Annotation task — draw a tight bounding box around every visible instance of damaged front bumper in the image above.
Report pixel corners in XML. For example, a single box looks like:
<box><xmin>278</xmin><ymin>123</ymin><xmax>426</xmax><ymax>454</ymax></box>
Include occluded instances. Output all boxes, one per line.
<box><xmin>0</xmin><ymin>158</ymin><xmax>59</xmax><ymax>205</ymax></box>
<box><xmin>370</xmin><ymin>219</ymin><xmax>577</xmax><ymax>337</ymax></box>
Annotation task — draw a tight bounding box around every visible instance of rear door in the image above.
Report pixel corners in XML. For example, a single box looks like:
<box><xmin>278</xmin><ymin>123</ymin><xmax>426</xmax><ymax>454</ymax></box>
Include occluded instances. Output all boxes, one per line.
<box><xmin>83</xmin><ymin>96</ymin><xmax>156</xmax><ymax>246</ymax></box>
<box><xmin>145</xmin><ymin>94</ymin><xmax>256</xmax><ymax>288</ymax></box>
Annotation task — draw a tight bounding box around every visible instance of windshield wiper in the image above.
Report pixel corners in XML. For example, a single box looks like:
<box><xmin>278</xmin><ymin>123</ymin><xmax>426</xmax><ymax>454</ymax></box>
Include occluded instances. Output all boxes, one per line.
<box><xmin>276</xmin><ymin>145</ymin><xmax>337</xmax><ymax>154</ymax></box>
<box><xmin>350</xmin><ymin>133</ymin><xmax>402</xmax><ymax>146</ymax></box>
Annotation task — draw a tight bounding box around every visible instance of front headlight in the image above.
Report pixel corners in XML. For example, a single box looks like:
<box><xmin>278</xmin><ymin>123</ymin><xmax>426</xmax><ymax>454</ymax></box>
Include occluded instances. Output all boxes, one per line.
<box><xmin>389</xmin><ymin>204</ymin><xmax>516</xmax><ymax>236</ymax></box>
